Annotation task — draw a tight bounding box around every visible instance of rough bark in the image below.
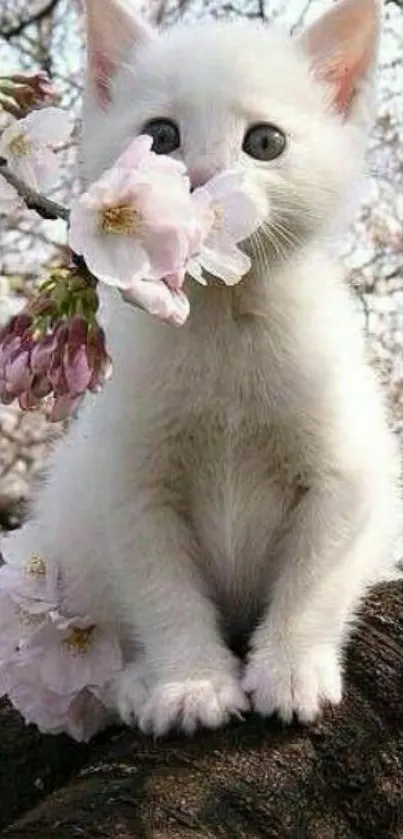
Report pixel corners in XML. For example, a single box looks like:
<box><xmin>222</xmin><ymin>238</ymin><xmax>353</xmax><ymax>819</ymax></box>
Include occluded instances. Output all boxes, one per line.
<box><xmin>1</xmin><ymin>582</ymin><xmax>402</xmax><ymax>838</ymax></box>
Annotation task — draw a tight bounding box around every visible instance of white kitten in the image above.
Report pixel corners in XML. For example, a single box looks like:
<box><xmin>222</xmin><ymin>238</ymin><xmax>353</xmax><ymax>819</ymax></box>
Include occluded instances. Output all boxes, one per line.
<box><xmin>5</xmin><ymin>0</ymin><xmax>401</xmax><ymax>735</ymax></box>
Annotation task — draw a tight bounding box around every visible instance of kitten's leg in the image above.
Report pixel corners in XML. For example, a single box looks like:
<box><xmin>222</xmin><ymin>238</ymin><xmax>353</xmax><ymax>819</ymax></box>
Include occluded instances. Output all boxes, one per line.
<box><xmin>243</xmin><ymin>471</ymin><xmax>397</xmax><ymax>723</ymax></box>
<box><xmin>106</xmin><ymin>502</ymin><xmax>248</xmax><ymax>736</ymax></box>
<box><xmin>3</xmin><ymin>431</ymin><xmax>247</xmax><ymax>737</ymax></box>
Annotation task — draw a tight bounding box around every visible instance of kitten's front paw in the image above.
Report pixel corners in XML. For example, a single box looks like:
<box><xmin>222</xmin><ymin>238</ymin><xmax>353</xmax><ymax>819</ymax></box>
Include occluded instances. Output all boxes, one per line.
<box><xmin>102</xmin><ymin>661</ymin><xmax>151</xmax><ymax>726</ymax></box>
<box><xmin>243</xmin><ymin>644</ymin><xmax>342</xmax><ymax>724</ymax></box>
<box><xmin>139</xmin><ymin>673</ymin><xmax>249</xmax><ymax>737</ymax></box>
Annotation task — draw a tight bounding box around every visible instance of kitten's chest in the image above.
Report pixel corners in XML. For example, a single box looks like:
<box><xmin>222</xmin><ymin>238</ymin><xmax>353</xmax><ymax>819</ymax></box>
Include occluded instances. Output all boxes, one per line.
<box><xmin>138</xmin><ymin>291</ymin><xmax>306</xmax><ymax>601</ymax></box>
<box><xmin>163</xmin><ymin>301</ymin><xmax>303</xmax><ymax>550</ymax></box>
<box><xmin>171</xmin><ymin>405</ymin><xmax>301</xmax><ymax>613</ymax></box>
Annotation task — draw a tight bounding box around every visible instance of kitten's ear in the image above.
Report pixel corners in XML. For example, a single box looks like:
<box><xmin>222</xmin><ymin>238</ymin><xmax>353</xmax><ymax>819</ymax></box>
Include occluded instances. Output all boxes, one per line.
<box><xmin>297</xmin><ymin>0</ymin><xmax>380</xmax><ymax>116</ymax></box>
<box><xmin>83</xmin><ymin>0</ymin><xmax>155</xmax><ymax>107</ymax></box>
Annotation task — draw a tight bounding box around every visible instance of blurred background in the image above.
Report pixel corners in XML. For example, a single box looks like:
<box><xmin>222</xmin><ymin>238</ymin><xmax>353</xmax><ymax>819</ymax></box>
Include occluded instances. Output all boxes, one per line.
<box><xmin>0</xmin><ymin>0</ymin><xmax>402</xmax><ymax>528</ymax></box>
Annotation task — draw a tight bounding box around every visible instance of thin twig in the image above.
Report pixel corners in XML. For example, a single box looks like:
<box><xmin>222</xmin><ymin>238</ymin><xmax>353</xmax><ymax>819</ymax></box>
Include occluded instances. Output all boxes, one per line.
<box><xmin>0</xmin><ymin>162</ymin><xmax>69</xmax><ymax>222</ymax></box>
<box><xmin>0</xmin><ymin>0</ymin><xmax>60</xmax><ymax>40</ymax></box>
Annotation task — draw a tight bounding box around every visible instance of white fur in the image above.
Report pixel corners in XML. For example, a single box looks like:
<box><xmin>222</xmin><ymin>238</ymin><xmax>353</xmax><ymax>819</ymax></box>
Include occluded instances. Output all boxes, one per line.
<box><xmin>4</xmin><ymin>1</ymin><xmax>401</xmax><ymax>735</ymax></box>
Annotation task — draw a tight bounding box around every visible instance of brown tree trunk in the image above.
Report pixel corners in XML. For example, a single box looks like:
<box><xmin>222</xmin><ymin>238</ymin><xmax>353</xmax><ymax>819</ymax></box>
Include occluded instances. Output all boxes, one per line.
<box><xmin>1</xmin><ymin>582</ymin><xmax>402</xmax><ymax>838</ymax></box>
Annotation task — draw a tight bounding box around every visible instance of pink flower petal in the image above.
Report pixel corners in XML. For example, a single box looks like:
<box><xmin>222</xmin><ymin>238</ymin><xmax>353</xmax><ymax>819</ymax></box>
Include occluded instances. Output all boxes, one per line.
<box><xmin>30</xmin><ymin>334</ymin><xmax>58</xmax><ymax>376</ymax></box>
<box><xmin>193</xmin><ymin>172</ymin><xmax>261</xmax><ymax>242</ymax></box>
<box><xmin>6</xmin><ymin>154</ymin><xmax>41</xmax><ymax>192</ymax></box>
<box><xmin>23</xmin><ymin>106</ymin><xmax>71</xmax><ymax>146</ymax></box>
<box><xmin>29</xmin><ymin>148</ymin><xmax>60</xmax><ymax>192</ymax></box>
<box><xmin>4</xmin><ymin>348</ymin><xmax>32</xmax><ymax>396</ymax></box>
<box><xmin>114</xmin><ymin>134</ymin><xmax>153</xmax><ymax>168</ymax></box>
<box><xmin>63</xmin><ymin>339</ymin><xmax>93</xmax><ymax>397</ymax></box>
<box><xmin>18</xmin><ymin>389</ymin><xmax>41</xmax><ymax>410</ymax></box>
<box><xmin>21</xmin><ymin>614</ymin><xmax>122</xmax><ymax>696</ymax></box>
<box><xmin>141</xmin><ymin>226</ymin><xmax>188</xmax><ymax>281</ymax></box>
<box><xmin>62</xmin><ymin>689</ymin><xmax>109</xmax><ymax>742</ymax></box>
<box><xmin>186</xmin><ymin>259</ymin><xmax>207</xmax><ymax>285</ymax></box>
<box><xmin>196</xmin><ymin>238</ymin><xmax>251</xmax><ymax>286</ymax></box>
<box><xmin>50</xmin><ymin>393</ymin><xmax>83</xmax><ymax>422</ymax></box>
<box><xmin>76</xmin><ymin>229</ymin><xmax>150</xmax><ymax>289</ymax></box>
<box><xmin>6</xmin><ymin>661</ymin><xmax>74</xmax><ymax>734</ymax></box>
<box><xmin>203</xmin><ymin>170</ymin><xmax>243</xmax><ymax>200</ymax></box>
<box><xmin>219</xmin><ymin>190</ymin><xmax>261</xmax><ymax>243</ymax></box>
<box><xmin>121</xmin><ymin>281</ymin><xmax>190</xmax><ymax>326</ymax></box>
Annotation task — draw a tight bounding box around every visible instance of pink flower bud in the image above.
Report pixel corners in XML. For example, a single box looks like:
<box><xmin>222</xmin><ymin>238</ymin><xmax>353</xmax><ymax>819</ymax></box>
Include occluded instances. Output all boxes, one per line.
<box><xmin>0</xmin><ymin>293</ymin><xmax>112</xmax><ymax>420</ymax></box>
<box><xmin>62</xmin><ymin>318</ymin><xmax>93</xmax><ymax>397</ymax></box>
<box><xmin>30</xmin><ymin>334</ymin><xmax>58</xmax><ymax>376</ymax></box>
<box><xmin>51</xmin><ymin>393</ymin><xmax>82</xmax><ymax>422</ymax></box>
<box><xmin>86</xmin><ymin>326</ymin><xmax>113</xmax><ymax>393</ymax></box>
<box><xmin>18</xmin><ymin>390</ymin><xmax>41</xmax><ymax>411</ymax></box>
<box><xmin>0</xmin><ymin>71</ymin><xmax>60</xmax><ymax>118</ymax></box>
<box><xmin>4</xmin><ymin>347</ymin><xmax>33</xmax><ymax>397</ymax></box>
<box><xmin>31</xmin><ymin>375</ymin><xmax>53</xmax><ymax>399</ymax></box>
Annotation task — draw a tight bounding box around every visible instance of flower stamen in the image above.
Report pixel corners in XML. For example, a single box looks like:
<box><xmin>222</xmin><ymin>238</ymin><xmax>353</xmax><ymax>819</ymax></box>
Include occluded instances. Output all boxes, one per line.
<box><xmin>25</xmin><ymin>554</ymin><xmax>47</xmax><ymax>579</ymax></box>
<box><xmin>100</xmin><ymin>203</ymin><xmax>139</xmax><ymax>235</ymax></box>
<box><xmin>212</xmin><ymin>203</ymin><xmax>224</xmax><ymax>231</ymax></box>
<box><xmin>7</xmin><ymin>131</ymin><xmax>31</xmax><ymax>157</ymax></box>
<box><xmin>63</xmin><ymin>625</ymin><xmax>95</xmax><ymax>656</ymax></box>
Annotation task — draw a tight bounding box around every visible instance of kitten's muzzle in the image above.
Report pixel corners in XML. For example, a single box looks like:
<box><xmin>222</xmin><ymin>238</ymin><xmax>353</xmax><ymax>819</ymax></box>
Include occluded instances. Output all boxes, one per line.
<box><xmin>189</xmin><ymin>164</ymin><xmax>221</xmax><ymax>191</ymax></box>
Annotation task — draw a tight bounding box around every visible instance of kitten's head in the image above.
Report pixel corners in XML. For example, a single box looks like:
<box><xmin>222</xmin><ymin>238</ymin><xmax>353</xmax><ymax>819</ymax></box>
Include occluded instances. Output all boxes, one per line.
<box><xmin>81</xmin><ymin>0</ymin><xmax>380</xmax><ymax>259</ymax></box>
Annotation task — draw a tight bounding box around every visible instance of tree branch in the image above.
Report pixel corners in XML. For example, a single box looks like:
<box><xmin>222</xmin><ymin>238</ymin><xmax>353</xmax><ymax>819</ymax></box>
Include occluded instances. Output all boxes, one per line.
<box><xmin>0</xmin><ymin>0</ymin><xmax>60</xmax><ymax>41</ymax></box>
<box><xmin>0</xmin><ymin>162</ymin><xmax>69</xmax><ymax>222</ymax></box>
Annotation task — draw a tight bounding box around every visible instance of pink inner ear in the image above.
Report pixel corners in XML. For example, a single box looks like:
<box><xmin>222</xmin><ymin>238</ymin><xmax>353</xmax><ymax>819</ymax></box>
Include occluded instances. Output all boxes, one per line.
<box><xmin>298</xmin><ymin>0</ymin><xmax>379</xmax><ymax>118</ymax></box>
<box><xmin>83</xmin><ymin>0</ymin><xmax>156</xmax><ymax>110</ymax></box>
<box><xmin>320</xmin><ymin>49</ymin><xmax>370</xmax><ymax>115</ymax></box>
<box><xmin>92</xmin><ymin>51</ymin><xmax>115</xmax><ymax>106</ymax></box>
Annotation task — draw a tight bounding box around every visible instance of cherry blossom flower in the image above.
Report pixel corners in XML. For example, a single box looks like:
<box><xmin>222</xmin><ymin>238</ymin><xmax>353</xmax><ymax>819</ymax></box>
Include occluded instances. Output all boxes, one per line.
<box><xmin>69</xmin><ymin>135</ymin><xmax>200</xmax><ymax>323</ymax></box>
<box><xmin>0</xmin><ymin>106</ymin><xmax>71</xmax><ymax>192</ymax></box>
<box><xmin>0</xmin><ymin>555</ymin><xmax>61</xmax><ymax>687</ymax></box>
<box><xmin>21</xmin><ymin>612</ymin><xmax>122</xmax><ymax>696</ymax></box>
<box><xmin>0</xmin><ymin>555</ymin><xmax>122</xmax><ymax>741</ymax></box>
<box><xmin>188</xmin><ymin>170</ymin><xmax>261</xmax><ymax>286</ymax></box>
<box><xmin>1</xmin><ymin>611</ymin><xmax>121</xmax><ymax>741</ymax></box>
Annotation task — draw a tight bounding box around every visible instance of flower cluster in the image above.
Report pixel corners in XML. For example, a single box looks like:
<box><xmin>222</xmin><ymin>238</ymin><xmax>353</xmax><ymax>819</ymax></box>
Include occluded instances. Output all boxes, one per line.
<box><xmin>69</xmin><ymin>134</ymin><xmax>261</xmax><ymax>325</ymax></box>
<box><xmin>69</xmin><ymin>134</ymin><xmax>196</xmax><ymax>327</ymax></box>
<box><xmin>0</xmin><ymin>554</ymin><xmax>121</xmax><ymax>742</ymax></box>
<box><xmin>0</xmin><ymin>268</ymin><xmax>112</xmax><ymax>421</ymax></box>
<box><xmin>0</xmin><ymin>100</ymin><xmax>262</xmax><ymax>421</ymax></box>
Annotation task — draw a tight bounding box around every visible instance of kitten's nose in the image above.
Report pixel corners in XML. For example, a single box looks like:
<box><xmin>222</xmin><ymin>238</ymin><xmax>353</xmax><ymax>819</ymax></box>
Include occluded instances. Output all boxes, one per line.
<box><xmin>189</xmin><ymin>164</ymin><xmax>221</xmax><ymax>191</ymax></box>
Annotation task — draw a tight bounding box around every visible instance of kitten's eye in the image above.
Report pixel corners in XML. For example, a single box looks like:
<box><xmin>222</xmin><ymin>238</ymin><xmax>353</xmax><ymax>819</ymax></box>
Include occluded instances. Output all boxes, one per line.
<box><xmin>142</xmin><ymin>118</ymin><xmax>180</xmax><ymax>155</ymax></box>
<box><xmin>243</xmin><ymin>123</ymin><xmax>286</xmax><ymax>161</ymax></box>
